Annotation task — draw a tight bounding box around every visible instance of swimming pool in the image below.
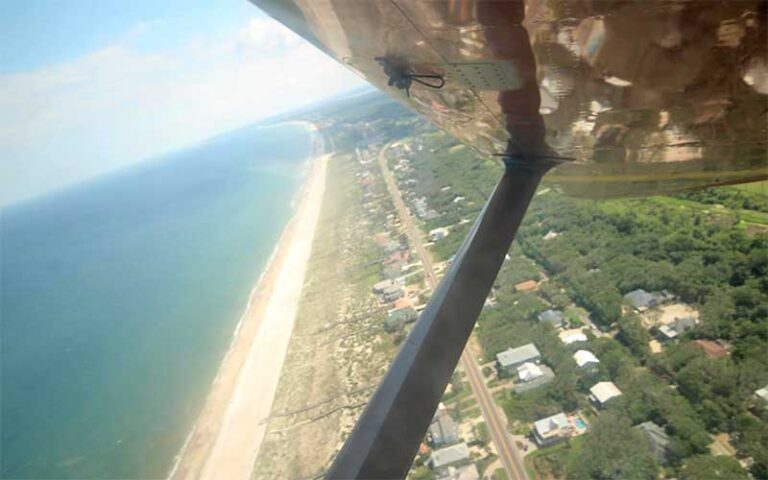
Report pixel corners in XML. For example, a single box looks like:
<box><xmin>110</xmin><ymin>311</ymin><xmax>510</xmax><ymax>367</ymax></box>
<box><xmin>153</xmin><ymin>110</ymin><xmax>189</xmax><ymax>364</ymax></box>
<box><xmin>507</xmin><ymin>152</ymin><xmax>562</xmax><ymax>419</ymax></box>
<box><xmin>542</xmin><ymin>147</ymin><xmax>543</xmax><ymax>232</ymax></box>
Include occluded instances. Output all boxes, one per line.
<box><xmin>575</xmin><ymin>418</ymin><xmax>587</xmax><ymax>429</ymax></box>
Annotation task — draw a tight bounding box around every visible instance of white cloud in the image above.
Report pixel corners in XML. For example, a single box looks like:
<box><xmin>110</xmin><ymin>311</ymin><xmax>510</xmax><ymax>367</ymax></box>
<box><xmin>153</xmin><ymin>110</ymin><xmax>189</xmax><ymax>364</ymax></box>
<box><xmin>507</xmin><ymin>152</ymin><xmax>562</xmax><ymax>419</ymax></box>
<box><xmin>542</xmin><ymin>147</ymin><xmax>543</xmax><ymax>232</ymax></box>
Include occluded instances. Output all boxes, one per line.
<box><xmin>0</xmin><ymin>16</ymin><xmax>364</xmax><ymax>206</ymax></box>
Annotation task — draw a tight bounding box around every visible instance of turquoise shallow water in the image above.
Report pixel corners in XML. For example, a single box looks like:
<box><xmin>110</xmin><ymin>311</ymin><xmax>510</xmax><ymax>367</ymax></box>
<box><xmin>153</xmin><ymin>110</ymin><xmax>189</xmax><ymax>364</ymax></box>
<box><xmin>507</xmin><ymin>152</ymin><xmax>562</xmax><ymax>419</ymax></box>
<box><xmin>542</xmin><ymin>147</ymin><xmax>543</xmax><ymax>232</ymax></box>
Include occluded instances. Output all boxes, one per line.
<box><xmin>1</xmin><ymin>122</ymin><xmax>315</xmax><ymax>479</ymax></box>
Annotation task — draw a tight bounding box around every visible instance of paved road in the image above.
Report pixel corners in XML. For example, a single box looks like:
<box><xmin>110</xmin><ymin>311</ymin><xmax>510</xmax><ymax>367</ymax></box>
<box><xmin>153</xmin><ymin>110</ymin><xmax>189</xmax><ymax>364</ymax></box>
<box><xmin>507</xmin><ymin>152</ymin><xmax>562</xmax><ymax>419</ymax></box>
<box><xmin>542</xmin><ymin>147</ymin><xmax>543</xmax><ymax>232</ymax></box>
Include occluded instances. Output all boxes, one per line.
<box><xmin>377</xmin><ymin>142</ymin><xmax>529</xmax><ymax>480</ymax></box>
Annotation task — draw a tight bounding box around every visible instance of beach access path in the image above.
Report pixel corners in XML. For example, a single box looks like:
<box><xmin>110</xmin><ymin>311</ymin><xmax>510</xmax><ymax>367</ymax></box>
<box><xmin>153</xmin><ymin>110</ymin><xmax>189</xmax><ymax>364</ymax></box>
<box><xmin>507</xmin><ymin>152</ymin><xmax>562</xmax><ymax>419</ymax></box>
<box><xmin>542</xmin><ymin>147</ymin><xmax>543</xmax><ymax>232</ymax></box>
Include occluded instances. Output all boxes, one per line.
<box><xmin>168</xmin><ymin>152</ymin><xmax>329</xmax><ymax>480</ymax></box>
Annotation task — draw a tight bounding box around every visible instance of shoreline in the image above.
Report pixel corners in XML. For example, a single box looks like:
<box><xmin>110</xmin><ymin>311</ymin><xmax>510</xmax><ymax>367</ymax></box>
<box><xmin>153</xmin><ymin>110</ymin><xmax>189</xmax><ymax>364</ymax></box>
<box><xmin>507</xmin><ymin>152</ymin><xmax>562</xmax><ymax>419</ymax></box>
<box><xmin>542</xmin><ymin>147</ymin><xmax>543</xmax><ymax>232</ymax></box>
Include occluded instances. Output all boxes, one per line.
<box><xmin>168</xmin><ymin>128</ymin><xmax>330</xmax><ymax>480</ymax></box>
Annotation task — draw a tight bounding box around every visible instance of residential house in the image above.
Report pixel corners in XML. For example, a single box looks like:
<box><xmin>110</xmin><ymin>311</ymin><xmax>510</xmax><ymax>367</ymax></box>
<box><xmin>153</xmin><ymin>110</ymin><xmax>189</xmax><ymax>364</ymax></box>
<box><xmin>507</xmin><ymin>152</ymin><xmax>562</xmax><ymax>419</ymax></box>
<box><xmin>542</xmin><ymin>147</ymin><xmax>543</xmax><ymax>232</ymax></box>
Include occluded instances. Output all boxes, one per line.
<box><xmin>373</xmin><ymin>279</ymin><xmax>395</xmax><ymax>294</ymax></box>
<box><xmin>559</xmin><ymin>329</ymin><xmax>588</xmax><ymax>345</ymax></box>
<box><xmin>659</xmin><ymin>316</ymin><xmax>697</xmax><ymax>340</ymax></box>
<box><xmin>428</xmin><ymin>406</ymin><xmax>459</xmax><ymax>447</ymax></box>
<box><xmin>538</xmin><ymin>309</ymin><xmax>566</xmax><ymax>328</ymax></box>
<box><xmin>437</xmin><ymin>464</ymin><xmax>480</xmax><ymax>480</ymax></box>
<box><xmin>517</xmin><ymin>362</ymin><xmax>544</xmax><ymax>382</ymax></box>
<box><xmin>514</xmin><ymin>280</ymin><xmax>539</xmax><ymax>292</ymax></box>
<box><xmin>429</xmin><ymin>227</ymin><xmax>449</xmax><ymax>242</ymax></box>
<box><xmin>513</xmin><ymin>363</ymin><xmax>555</xmax><ymax>393</ymax></box>
<box><xmin>380</xmin><ymin>285</ymin><xmax>404</xmax><ymax>303</ymax></box>
<box><xmin>624</xmin><ymin>289</ymin><xmax>658</xmax><ymax>311</ymax></box>
<box><xmin>532</xmin><ymin>412</ymin><xmax>570</xmax><ymax>446</ymax></box>
<box><xmin>496</xmin><ymin>343</ymin><xmax>541</xmax><ymax>376</ymax></box>
<box><xmin>573</xmin><ymin>350</ymin><xmax>600</xmax><ymax>370</ymax></box>
<box><xmin>634</xmin><ymin>421</ymin><xmax>671</xmax><ymax>465</ymax></box>
<box><xmin>394</xmin><ymin>295</ymin><xmax>413</xmax><ymax>309</ymax></box>
<box><xmin>589</xmin><ymin>381</ymin><xmax>622</xmax><ymax>407</ymax></box>
<box><xmin>755</xmin><ymin>385</ymin><xmax>768</xmax><ymax>407</ymax></box>
<box><xmin>385</xmin><ymin>307</ymin><xmax>417</xmax><ymax>332</ymax></box>
<box><xmin>694</xmin><ymin>339</ymin><xmax>728</xmax><ymax>358</ymax></box>
<box><xmin>429</xmin><ymin>442</ymin><xmax>470</xmax><ymax>471</ymax></box>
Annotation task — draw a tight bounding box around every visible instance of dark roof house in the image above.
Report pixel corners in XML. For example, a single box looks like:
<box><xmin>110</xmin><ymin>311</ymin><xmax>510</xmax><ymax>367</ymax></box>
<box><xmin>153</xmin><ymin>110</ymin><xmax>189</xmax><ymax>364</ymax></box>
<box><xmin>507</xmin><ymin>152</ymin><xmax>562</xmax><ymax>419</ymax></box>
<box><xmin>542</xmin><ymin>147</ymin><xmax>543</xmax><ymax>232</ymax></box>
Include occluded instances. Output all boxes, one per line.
<box><xmin>624</xmin><ymin>289</ymin><xmax>658</xmax><ymax>311</ymax></box>
<box><xmin>659</xmin><ymin>316</ymin><xmax>697</xmax><ymax>340</ymax></box>
<box><xmin>496</xmin><ymin>343</ymin><xmax>541</xmax><ymax>374</ymax></box>
<box><xmin>538</xmin><ymin>309</ymin><xmax>566</xmax><ymax>328</ymax></box>
<box><xmin>428</xmin><ymin>410</ymin><xmax>459</xmax><ymax>447</ymax></box>
<box><xmin>634</xmin><ymin>421</ymin><xmax>671</xmax><ymax>465</ymax></box>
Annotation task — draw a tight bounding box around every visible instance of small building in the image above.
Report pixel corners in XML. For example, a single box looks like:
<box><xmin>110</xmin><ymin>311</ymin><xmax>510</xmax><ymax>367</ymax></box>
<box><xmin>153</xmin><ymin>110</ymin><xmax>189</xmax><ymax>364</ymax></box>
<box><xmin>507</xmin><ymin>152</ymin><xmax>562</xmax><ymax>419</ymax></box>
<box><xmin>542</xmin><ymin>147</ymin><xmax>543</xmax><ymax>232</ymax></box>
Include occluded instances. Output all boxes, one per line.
<box><xmin>755</xmin><ymin>385</ymin><xmax>768</xmax><ymax>407</ymax></box>
<box><xmin>538</xmin><ymin>309</ymin><xmax>566</xmax><ymax>328</ymax></box>
<box><xmin>543</xmin><ymin>230</ymin><xmax>560</xmax><ymax>240</ymax></box>
<box><xmin>589</xmin><ymin>381</ymin><xmax>622</xmax><ymax>407</ymax></box>
<box><xmin>496</xmin><ymin>343</ymin><xmax>541</xmax><ymax>376</ymax></box>
<box><xmin>659</xmin><ymin>316</ymin><xmax>697</xmax><ymax>340</ymax></box>
<box><xmin>429</xmin><ymin>442</ymin><xmax>470</xmax><ymax>471</ymax></box>
<box><xmin>429</xmin><ymin>227</ymin><xmax>449</xmax><ymax>242</ymax></box>
<box><xmin>513</xmin><ymin>364</ymin><xmax>555</xmax><ymax>393</ymax></box>
<box><xmin>573</xmin><ymin>350</ymin><xmax>600</xmax><ymax>369</ymax></box>
<box><xmin>514</xmin><ymin>280</ymin><xmax>539</xmax><ymax>292</ymax></box>
<box><xmin>532</xmin><ymin>412</ymin><xmax>570</xmax><ymax>446</ymax></box>
<box><xmin>380</xmin><ymin>285</ymin><xmax>404</xmax><ymax>302</ymax></box>
<box><xmin>634</xmin><ymin>421</ymin><xmax>671</xmax><ymax>465</ymax></box>
<box><xmin>437</xmin><ymin>464</ymin><xmax>480</xmax><ymax>480</ymax></box>
<box><xmin>428</xmin><ymin>407</ymin><xmax>459</xmax><ymax>447</ymax></box>
<box><xmin>385</xmin><ymin>307</ymin><xmax>418</xmax><ymax>332</ymax></box>
<box><xmin>373</xmin><ymin>279</ymin><xmax>395</xmax><ymax>294</ymax></box>
<box><xmin>517</xmin><ymin>362</ymin><xmax>544</xmax><ymax>382</ymax></box>
<box><xmin>694</xmin><ymin>339</ymin><xmax>728</xmax><ymax>358</ymax></box>
<box><xmin>393</xmin><ymin>297</ymin><xmax>412</xmax><ymax>310</ymax></box>
<box><xmin>559</xmin><ymin>329</ymin><xmax>588</xmax><ymax>345</ymax></box>
<box><xmin>624</xmin><ymin>289</ymin><xmax>658</xmax><ymax>311</ymax></box>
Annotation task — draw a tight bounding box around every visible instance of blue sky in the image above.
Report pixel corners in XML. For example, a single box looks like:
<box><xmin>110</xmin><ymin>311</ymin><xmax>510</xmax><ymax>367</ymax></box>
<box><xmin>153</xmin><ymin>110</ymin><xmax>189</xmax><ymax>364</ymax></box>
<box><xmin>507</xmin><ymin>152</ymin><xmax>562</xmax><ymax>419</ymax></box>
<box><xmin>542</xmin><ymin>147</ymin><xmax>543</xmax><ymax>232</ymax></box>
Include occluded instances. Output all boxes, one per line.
<box><xmin>0</xmin><ymin>0</ymin><xmax>364</xmax><ymax>206</ymax></box>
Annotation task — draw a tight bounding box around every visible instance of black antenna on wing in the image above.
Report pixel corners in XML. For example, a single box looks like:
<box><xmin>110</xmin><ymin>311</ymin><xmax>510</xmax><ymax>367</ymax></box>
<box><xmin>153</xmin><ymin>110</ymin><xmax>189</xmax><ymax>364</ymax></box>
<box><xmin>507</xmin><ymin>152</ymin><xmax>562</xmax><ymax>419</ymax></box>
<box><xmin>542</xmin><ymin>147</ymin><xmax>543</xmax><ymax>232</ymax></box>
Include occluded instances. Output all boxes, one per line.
<box><xmin>375</xmin><ymin>56</ymin><xmax>444</xmax><ymax>97</ymax></box>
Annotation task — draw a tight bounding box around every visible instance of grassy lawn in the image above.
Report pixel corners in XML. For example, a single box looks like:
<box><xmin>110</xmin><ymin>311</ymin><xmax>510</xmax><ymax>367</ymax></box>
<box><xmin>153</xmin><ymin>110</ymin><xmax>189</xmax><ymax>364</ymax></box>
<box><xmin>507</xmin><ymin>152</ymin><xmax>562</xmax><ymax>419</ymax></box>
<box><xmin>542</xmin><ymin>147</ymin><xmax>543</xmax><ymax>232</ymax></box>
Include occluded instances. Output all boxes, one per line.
<box><xmin>524</xmin><ymin>436</ymin><xmax>585</xmax><ymax>480</ymax></box>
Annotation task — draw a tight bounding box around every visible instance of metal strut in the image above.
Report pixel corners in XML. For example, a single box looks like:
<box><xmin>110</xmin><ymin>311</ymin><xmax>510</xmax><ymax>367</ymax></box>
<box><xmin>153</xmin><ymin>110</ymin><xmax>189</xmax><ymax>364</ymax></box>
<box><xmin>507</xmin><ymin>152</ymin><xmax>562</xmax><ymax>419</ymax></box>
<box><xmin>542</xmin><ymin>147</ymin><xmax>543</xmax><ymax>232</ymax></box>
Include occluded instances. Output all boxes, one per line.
<box><xmin>326</xmin><ymin>158</ymin><xmax>553</xmax><ymax>479</ymax></box>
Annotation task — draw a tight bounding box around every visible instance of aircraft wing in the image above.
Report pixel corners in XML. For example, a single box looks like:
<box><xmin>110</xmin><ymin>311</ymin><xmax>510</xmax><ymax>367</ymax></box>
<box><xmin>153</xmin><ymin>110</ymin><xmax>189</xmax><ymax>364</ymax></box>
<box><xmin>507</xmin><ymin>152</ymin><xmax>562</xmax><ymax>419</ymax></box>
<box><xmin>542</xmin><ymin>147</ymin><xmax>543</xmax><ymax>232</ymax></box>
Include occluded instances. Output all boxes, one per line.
<box><xmin>250</xmin><ymin>0</ymin><xmax>767</xmax><ymax>197</ymax></box>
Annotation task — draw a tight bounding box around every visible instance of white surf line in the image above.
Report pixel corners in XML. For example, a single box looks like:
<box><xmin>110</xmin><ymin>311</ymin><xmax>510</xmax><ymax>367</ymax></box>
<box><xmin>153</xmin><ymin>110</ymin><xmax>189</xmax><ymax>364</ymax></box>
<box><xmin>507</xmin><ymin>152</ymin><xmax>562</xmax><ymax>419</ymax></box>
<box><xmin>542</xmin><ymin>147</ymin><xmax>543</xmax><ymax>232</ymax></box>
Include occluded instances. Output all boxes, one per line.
<box><xmin>199</xmin><ymin>153</ymin><xmax>329</xmax><ymax>480</ymax></box>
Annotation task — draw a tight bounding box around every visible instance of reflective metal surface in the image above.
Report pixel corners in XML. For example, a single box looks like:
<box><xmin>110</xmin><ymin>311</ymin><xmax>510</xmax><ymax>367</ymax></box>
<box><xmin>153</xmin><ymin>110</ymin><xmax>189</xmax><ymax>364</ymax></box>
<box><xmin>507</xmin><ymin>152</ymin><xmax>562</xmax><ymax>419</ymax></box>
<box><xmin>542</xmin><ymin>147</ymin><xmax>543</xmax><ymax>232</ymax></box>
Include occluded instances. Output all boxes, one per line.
<box><xmin>251</xmin><ymin>0</ymin><xmax>768</xmax><ymax>196</ymax></box>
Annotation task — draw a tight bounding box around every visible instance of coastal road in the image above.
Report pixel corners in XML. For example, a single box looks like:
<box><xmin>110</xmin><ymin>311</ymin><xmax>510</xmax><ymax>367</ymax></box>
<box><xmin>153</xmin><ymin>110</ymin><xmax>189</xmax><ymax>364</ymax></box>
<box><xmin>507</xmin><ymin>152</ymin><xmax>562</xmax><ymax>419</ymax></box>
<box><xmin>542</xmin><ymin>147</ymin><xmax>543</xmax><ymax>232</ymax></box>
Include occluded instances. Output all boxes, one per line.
<box><xmin>377</xmin><ymin>142</ymin><xmax>529</xmax><ymax>480</ymax></box>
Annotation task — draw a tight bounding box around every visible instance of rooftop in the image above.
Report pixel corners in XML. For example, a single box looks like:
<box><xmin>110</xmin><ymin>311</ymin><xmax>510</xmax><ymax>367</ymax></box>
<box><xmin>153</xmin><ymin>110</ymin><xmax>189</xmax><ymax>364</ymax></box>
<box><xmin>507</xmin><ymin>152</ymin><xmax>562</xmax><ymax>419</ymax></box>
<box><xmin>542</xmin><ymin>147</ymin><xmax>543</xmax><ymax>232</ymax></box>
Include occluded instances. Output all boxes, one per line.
<box><xmin>534</xmin><ymin>412</ymin><xmax>569</xmax><ymax>437</ymax></box>
<box><xmin>573</xmin><ymin>350</ymin><xmax>600</xmax><ymax>368</ymax></box>
<box><xmin>517</xmin><ymin>362</ymin><xmax>544</xmax><ymax>382</ymax></box>
<box><xmin>514</xmin><ymin>280</ymin><xmax>539</xmax><ymax>292</ymax></box>
<box><xmin>497</xmin><ymin>343</ymin><xmax>541</xmax><ymax>368</ymax></box>
<box><xmin>624</xmin><ymin>289</ymin><xmax>656</xmax><ymax>309</ymax></box>
<box><xmin>559</xmin><ymin>329</ymin><xmax>588</xmax><ymax>345</ymax></box>
<box><xmin>430</xmin><ymin>442</ymin><xmax>470</xmax><ymax>469</ymax></box>
<box><xmin>538</xmin><ymin>309</ymin><xmax>566</xmax><ymax>327</ymax></box>
<box><xmin>756</xmin><ymin>385</ymin><xmax>768</xmax><ymax>403</ymax></box>
<box><xmin>660</xmin><ymin>316</ymin><xmax>697</xmax><ymax>338</ymax></box>
<box><xmin>694</xmin><ymin>339</ymin><xmax>728</xmax><ymax>358</ymax></box>
<box><xmin>590</xmin><ymin>381</ymin><xmax>622</xmax><ymax>405</ymax></box>
<box><xmin>634</xmin><ymin>421</ymin><xmax>671</xmax><ymax>464</ymax></box>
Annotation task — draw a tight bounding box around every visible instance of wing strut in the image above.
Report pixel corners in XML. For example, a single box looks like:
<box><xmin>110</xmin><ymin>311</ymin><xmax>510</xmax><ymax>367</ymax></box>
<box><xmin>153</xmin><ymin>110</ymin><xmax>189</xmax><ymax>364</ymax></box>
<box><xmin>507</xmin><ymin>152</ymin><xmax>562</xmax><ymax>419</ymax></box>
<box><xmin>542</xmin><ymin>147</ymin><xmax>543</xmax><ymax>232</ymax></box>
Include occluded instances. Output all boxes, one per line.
<box><xmin>327</xmin><ymin>156</ymin><xmax>554</xmax><ymax>479</ymax></box>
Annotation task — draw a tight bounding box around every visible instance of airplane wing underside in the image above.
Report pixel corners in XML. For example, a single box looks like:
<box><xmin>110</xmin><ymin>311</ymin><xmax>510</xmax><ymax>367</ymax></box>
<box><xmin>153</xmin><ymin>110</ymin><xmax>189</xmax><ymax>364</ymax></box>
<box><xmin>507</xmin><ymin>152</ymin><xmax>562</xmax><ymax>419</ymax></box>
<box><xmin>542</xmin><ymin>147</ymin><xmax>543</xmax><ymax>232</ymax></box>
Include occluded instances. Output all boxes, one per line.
<box><xmin>251</xmin><ymin>0</ymin><xmax>767</xmax><ymax>197</ymax></box>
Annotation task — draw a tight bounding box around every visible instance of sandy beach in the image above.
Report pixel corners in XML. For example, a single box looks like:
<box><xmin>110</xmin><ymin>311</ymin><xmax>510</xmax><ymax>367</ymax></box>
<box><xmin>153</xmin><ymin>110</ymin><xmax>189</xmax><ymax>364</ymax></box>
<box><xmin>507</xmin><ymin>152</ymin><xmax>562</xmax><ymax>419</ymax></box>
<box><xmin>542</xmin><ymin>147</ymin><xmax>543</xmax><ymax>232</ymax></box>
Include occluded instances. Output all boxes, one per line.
<box><xmin>168</xmin><ymin>147</ymin><xmax>329</xmax><ymax>480</ymax></box>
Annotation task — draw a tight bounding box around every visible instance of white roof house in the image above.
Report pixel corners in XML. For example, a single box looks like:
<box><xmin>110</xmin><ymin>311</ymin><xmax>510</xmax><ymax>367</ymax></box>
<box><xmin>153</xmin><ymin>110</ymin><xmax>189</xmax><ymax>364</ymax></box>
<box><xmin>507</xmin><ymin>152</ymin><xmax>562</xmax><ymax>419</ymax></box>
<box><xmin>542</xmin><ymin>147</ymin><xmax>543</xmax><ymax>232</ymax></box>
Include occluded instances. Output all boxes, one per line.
<box><xmin>755</xmin><ymin>385</ymin><xmax>768</xmax><ymax>404</ymax></box>
<box><xmin>573</xmin><ymin>350</ymin><xmax>600</xmax><ymax>368</ymax></box>
<box><xmin>429</xmin><ymin>227</ymin><xmax>449</xmax><ymax>241</ymax></box>
<box><xmin>559</xmin><ymin>329</ymin><xmax>588</xmax><ymax>345</ymax></box>
<box><xmin>430</xmin><ymin>442</ymin><xmax>470</xmax><ymax>470</ymax></box>
<box><xmin>532</xmin><ymin>412</ymin><xmax>570</xmax><ymax>446</ymax></box>
<box><xmin>517</xmin><ymin>362</ymin><xmax>544</xmax><ymax>382</ymax></box>
<box><xmin>590</xmin><ymin>381</ymin><xmax>622</xmax><ymax>406</ymax></box>
<box><xmin>496</xmin><ymin>343</ymin><xmax>541</xmax><ymax>370</ymax></box>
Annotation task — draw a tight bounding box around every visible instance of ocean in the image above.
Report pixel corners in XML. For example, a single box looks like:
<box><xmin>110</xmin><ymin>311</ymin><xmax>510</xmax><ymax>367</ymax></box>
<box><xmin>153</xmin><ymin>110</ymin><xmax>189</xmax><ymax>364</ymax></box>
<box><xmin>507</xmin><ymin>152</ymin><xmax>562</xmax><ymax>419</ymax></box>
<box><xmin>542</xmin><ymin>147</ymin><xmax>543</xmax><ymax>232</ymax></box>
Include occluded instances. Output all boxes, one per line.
<box><xmin>1</xmin><ymin>122</ymin><xmax>317</xmax><ymax>478</ymax></box>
